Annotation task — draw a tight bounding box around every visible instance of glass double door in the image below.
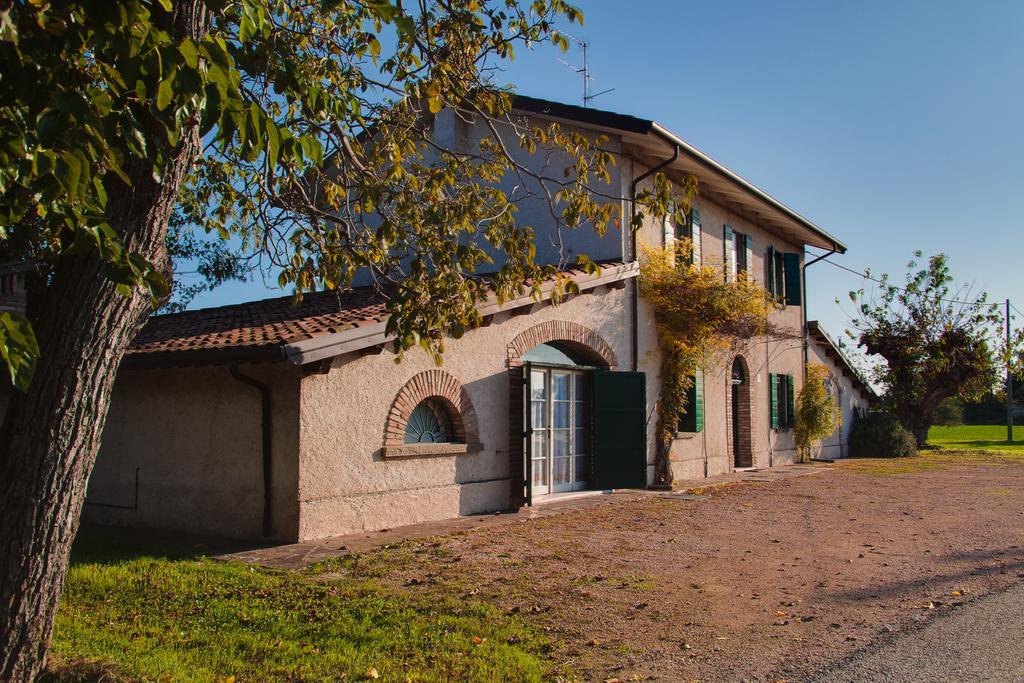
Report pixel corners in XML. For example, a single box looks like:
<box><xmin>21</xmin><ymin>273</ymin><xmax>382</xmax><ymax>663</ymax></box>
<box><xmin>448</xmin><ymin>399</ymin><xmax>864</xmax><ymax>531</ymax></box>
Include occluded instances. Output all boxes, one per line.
<box><xmin>529</xmin><ymin>367</ymin><xmax>590</xmax><ymax>495</ymax></box>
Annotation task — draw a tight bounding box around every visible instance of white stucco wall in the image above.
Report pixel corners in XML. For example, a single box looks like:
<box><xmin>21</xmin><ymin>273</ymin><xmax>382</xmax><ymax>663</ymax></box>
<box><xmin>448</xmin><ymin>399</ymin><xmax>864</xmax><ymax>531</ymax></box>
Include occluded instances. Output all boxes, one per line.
<box><xmin>294</xmin><ymin>285</ymin><xmax>631</xmax><ymax>541</ymax></box>
<box><xmin>808</xmin><ymin>338</ymin><xmax>872</xmax><ymax>459</ymax></box>
<box><xmin>84</xmin><ymin>362</ymin><xmax>302</xmax><ymax>541</ymax></box>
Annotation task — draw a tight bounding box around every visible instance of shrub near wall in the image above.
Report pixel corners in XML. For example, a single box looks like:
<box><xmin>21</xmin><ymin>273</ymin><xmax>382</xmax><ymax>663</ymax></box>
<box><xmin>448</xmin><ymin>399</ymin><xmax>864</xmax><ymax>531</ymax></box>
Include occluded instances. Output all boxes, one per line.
<box><xmin>849</xmin><ymin>412</ymin><xmax>918</xmax><ymax>458</ymax></box>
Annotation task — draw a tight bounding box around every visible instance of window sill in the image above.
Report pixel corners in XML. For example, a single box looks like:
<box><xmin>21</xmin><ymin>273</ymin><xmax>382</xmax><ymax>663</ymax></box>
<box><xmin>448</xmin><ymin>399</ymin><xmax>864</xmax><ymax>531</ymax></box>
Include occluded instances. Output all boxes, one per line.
<box><xmin>674</xmin><ymin>432</ymin><xmax>700</xmax><ymax>440</ymax></box>
<box><xmin>382</xmin><ymin>442</ymin><xmax>483</xmax><ymax>459</ymax></box>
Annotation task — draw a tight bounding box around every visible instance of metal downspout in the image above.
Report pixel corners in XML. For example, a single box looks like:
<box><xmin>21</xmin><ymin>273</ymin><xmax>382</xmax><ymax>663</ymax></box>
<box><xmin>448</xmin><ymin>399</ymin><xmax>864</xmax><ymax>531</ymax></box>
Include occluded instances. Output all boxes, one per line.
<box><xmin>800</xmin><ymin>245</ymin><xmax>838</xmax><ymax>462</ymax></box>
<box><xmin>629</xmin><ymin>144</ymin><xmax>679</xmax><ymax>371</ymax></box>
<box><xmin>230</xmin><ymin>365</ymin><xmax>274</xmax><ymax>537</ymax></box>
<box><xmin>801</xmin><ymin>245</ymin><xmax>838</xmax><ymax>366</ymax></box>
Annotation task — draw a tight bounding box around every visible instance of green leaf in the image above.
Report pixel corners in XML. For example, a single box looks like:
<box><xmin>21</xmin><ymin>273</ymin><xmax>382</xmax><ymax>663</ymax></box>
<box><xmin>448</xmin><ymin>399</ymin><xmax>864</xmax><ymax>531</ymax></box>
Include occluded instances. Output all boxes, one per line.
<box><xmin>178</xmin><ymin>39</ymin><xmax>199</xmax><ymax>69</ymax></box>
<box><xmin>156</xmin><ymin>71</ymin><xmax>175</xmax><ymax>111</ymax></box>
<box><xmin>266</xmin><ymin>122</ymin><xmax>280</xmax><ymax>167</ymax></box>
<box><xmin>239</xmin><ymin>12</ymin><xmax>256</xmax><ymax>43</ymax></box>
<box><xmin>154</xmin><ymin>0</ymin><xmax>173</xmax><ymax>11</ymax></box>
<box><xmin>55</xmin><ymin>152</ymin><xmax>84</xmax><ymax>196</ymax></box>
<box><xmin>0</xmin><ymin>312</ymin><xmax>39</xmax><ymax>392</ymax></box>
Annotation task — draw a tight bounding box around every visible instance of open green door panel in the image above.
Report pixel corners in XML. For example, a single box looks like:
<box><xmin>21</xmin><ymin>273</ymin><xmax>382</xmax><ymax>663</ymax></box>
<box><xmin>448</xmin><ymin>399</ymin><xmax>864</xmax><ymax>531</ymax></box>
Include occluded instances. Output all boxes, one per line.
<box><xmin>591</xmin><ymin>370</ymin><xmax>647</xmax><ymax>490</ymax></box>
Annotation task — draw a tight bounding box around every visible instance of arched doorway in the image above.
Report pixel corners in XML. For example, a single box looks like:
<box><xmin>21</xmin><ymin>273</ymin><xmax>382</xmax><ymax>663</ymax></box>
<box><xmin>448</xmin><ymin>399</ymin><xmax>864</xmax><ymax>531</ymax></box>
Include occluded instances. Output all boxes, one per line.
<box><xmin>523</xmin><ymin>343</ymin><xmax>593</xmax><ymax>495</ymax></box>
<box><xmin>507</xmin><ymin>321</ymin><xmax>645</xmax><ymax>507</ymax></box>
<box><xmin>731</xmin><ymin>357</ymin><xmax>753</xmax><ymax>468</ymax></box>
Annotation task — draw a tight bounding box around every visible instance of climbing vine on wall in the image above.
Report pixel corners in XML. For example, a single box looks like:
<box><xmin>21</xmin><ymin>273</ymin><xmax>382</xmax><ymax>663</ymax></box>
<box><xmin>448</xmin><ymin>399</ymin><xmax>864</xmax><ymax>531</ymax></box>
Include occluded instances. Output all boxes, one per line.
<box><xmin>795</xmin><ymin>363</ymin><xmax>841</xmax><ymax>461</ymax></box>
<box><xmin>638</xmin><ymin>240</ymin><xmax>783</xmax><ymax>485</ymax></box>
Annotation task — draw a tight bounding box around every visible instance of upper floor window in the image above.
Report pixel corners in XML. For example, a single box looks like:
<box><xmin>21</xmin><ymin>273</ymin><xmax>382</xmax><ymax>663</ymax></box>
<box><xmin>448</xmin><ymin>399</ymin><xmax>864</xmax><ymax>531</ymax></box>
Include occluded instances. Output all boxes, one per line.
<box><xmin>766</xmin><ymin>245</ymin><xmax>802</xmax><ymax>306</ymax></box>
<box><xmin>674</xmin><ymin>208</ymin><xmax>701</xmax><ymax>267</ymax></box>
<box><xmin>724</xmin><ymin>227</ymin><xmax>752</xmax><ymax>281</ymax></box>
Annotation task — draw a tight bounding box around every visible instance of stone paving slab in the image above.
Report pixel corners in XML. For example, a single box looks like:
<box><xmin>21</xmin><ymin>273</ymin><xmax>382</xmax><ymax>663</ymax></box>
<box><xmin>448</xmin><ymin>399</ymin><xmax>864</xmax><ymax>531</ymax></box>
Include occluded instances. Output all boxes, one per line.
<box><xmin>216</xmin><ymin>463</ymin><xmax>829</xmax><ymax>570</ymax></box>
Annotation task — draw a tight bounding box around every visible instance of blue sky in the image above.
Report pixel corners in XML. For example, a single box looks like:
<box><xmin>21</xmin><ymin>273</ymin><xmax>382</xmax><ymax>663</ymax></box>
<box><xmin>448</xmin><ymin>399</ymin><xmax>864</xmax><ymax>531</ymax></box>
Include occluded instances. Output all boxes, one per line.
<box><xmin>191</xmin><ymin>0</ymin><xmax>1023</xmax><ymax>347</ymax></box>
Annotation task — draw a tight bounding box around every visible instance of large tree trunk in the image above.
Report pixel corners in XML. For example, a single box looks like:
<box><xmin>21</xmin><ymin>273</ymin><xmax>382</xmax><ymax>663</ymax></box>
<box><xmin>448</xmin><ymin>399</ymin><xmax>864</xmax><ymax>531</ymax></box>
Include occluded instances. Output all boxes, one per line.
<box><xmin>0</xmin><ymin>5</ymin><xmax>209</xmax><ymax>679</ymax></box>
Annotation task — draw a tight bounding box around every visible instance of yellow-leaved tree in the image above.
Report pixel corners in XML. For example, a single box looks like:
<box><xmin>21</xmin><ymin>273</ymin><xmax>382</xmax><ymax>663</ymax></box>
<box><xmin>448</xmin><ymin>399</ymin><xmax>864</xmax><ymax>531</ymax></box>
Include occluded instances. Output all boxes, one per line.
<box><xmin>795</xmin><ymin>363</ymin><xmax>841</xmax><ymax>461</ymax></box>
<box><xmin>639</xmin><ymin>239</ymin><xmax>785</xmax><ymax>485</ymax></box>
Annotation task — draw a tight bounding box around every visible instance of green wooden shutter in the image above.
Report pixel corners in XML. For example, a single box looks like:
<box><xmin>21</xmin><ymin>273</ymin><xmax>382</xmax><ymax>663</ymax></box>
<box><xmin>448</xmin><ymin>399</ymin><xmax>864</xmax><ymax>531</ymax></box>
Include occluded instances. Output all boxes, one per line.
<box><xmin>523</xmin><ymin>362</ymin><xmax>533</xmax><ymax>506</ymax></box>
<box><xmin>690</xmin><ymin>208</ymin><xmax>702</xmax><ymax>266</ymax></box>
<box><xmin>592</xmin><ymin>370</ymin><xmax>647</xmax><ymax>489</ymax></box>
<box><xmin>786</xmin><ymin>374</ymin><xmax>796</xmax><ymax>428</ymax></box>
<box><xmin>784</xmin><ymin>252</ymin><xmax>802</xmax><ymax>306</ymax></box>
<box><xmin>723</xmin><ymin>225</ymin><xmax>734</xmax><ymax>282</ymax></box>
<box><xmin>677</xmin><ymin>376</ymin><xmax>696</xmax><ymax>432</ymax></box>
<box><xmin>769</xmin><ymin>373</ymin><xmax>779</xmax><ymax>429</ymax></box>
<box><xmin>766</xmin><ymin>246</ymin><xmax>776</xmax><ymax>296</ymax></box>
<box><xmin>775</xmin><ymin>251</ymin><xmax>786</xmax><ymax>301</ymax></box>
<box><xmin>694</xmin><ymin>369</ymin><xmax>704</xmax><ymax>432</ymax></box>
<box><xmin>677</xmin><ymin>372</ymin><xmax>703</xmax><ymax>433</ymax></box>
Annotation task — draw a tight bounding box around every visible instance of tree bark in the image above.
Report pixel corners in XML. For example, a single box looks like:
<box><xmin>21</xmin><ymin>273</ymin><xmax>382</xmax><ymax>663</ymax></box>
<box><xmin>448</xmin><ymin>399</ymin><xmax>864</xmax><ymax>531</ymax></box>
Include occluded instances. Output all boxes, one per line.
<box><xmin>0</xmin><ymin>4</ymin><xmax>209</xmax><ymax>679</ymax></box>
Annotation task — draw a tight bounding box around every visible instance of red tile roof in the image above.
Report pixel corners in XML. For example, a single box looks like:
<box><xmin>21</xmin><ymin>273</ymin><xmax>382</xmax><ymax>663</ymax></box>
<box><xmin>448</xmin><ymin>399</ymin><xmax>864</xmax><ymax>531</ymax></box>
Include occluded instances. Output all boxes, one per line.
<box><xmin>128</xmin><ymin>287</ymin><xmax>389</xmax><ymax>361</ymax></box>
<box><xmin>127</xmin><ymin>261</ymin><xmax>632</xmax><ymax>365</ymax></box>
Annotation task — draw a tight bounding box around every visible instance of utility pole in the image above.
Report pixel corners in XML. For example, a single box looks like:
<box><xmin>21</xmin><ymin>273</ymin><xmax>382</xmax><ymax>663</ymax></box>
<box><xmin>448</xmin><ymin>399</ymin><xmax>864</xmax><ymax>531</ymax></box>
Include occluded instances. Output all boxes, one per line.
<box><xmin>1008</xmin><ymin>299</ymin><xmax>1014</xmax><ymax>443</ymax></box>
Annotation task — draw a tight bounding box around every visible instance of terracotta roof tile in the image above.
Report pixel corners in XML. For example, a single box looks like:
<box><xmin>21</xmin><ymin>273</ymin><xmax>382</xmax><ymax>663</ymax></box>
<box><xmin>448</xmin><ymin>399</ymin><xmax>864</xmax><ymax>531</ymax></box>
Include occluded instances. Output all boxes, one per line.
<box><xmin>129</xmin><ymin>287</ymin><xmax>389</xmax><ymax>359</ymax></box>
<box><xmin>127</xmin><ymin>261</ymin><xmax>629</xmax><ymax>363</ymax></box>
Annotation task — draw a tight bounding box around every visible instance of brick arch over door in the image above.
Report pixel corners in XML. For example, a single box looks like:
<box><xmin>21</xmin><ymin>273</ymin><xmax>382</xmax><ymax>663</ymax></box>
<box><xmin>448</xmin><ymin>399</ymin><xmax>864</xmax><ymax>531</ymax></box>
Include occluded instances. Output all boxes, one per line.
<box><xmin>506</xmin><ymin>320</ymin><xmax>618</xmax><ymax>369</ymax></box>
<box><xmin>727</xmin><ymin>355</ymin><xmax>755</xmax><ymax>468</ymax></box>
<box><xmin>384</xmin><ymin>370</ymin><xmax>479</xmax><ymax>447</ymax></box>
<box><xmin>507</xmin><ymin>320</ymin><xmax>617</xmax><ymax>509</ymax></box>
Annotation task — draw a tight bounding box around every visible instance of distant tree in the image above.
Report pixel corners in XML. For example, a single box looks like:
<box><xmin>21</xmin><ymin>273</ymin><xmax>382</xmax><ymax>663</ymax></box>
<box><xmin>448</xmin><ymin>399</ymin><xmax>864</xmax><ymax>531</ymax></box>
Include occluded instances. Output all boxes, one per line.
<box><xmin>161</xmin><ymin>211</ymin><xmax>248</xmax><ymax>313</ymax></box>
<box><xmin>932</xmin><ymin>397</ymin><xmax>964</xmax><ymax>426</ymax></box>
<box><xmin>795</xmin><ymin>363</ymin><xmax>840</xmax><ymax>461</ymax></box>
<box><xmin>847</xmin><ymin>252</ymin><xmax>1015</xmax><ymax>447</ymax></box>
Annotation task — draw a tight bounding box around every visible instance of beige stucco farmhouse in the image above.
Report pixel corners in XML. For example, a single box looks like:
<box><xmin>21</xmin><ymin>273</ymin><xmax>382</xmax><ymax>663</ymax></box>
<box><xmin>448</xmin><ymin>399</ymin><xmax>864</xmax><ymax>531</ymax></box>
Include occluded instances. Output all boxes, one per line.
<box><xmin>4</xmin><ymin>96</ymin><xmax>848</xmax><ymax>542</ymax></box>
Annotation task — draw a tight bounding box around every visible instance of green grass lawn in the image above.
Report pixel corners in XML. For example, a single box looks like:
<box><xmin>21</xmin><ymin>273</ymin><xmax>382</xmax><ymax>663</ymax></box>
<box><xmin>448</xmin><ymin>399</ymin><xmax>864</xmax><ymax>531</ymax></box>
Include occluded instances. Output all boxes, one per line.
<box><xmin>928</xmin><ymin>424</ymin><xmax>1024</xmax><ymax>453</ymax></box>
<box><xmin>46</xmin><ymin>527</ymin><xmax>557</xmax><ymax>682</ymax></box>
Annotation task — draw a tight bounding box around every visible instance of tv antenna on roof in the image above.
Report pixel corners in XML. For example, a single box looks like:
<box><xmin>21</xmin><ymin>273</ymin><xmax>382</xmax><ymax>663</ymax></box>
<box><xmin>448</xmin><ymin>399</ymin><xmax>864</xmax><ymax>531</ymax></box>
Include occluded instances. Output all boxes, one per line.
<box><xmin>557</xmin><ymin>36</ymin><xmax>615</xmax><ymax>107</ymax></box>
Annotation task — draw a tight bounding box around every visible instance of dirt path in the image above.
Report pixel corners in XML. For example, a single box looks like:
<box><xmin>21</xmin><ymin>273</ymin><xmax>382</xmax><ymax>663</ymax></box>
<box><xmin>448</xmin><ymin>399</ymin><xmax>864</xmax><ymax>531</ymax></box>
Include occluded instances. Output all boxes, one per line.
<box><xmin>332</xmin><ymin>458</ymin><xmax>1024</xmax><ymax>681</ymax></box>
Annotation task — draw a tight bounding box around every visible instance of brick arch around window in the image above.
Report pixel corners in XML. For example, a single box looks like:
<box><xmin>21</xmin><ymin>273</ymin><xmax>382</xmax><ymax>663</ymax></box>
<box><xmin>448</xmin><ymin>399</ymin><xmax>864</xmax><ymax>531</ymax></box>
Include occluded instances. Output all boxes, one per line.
<box><xmin>506</xmin><ymin>320</ymin><xmax>618</xmax><ymax>370</ymax></box>
<box><xmin>507</xmin><ymin>320</ymin><xmax>617</xmax><ymax>508</ymax></box>
<box><xmin>384</xmin><ymin>370</ymin><xmax>479</xmax><ymax>447</ymax></box>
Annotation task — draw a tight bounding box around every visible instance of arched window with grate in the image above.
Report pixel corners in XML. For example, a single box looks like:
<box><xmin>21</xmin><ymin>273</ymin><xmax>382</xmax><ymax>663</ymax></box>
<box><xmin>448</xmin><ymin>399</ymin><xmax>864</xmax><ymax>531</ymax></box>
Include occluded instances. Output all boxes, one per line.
<box><xmin>404</xmin><ymin>399</ymin><xmax>454</xmax><ymax>444</ymax></box>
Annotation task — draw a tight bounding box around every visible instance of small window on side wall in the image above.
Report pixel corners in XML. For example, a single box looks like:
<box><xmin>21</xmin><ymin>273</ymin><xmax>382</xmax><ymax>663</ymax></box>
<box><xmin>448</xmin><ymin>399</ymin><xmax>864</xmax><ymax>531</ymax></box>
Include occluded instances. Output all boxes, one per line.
<box><xmin>404</xmin><ymin>399</ymin><xmax>454</xmax><ymax>444</ymax></box>
<box><xmin>769</xmin><ymin>373</ymin><xmax>796</xmax><ymax>430</ymax></box>
<box><xmin>677</xmin><ymin>371</ymin><xmax>704</xmax><ymax>433</ymax></box>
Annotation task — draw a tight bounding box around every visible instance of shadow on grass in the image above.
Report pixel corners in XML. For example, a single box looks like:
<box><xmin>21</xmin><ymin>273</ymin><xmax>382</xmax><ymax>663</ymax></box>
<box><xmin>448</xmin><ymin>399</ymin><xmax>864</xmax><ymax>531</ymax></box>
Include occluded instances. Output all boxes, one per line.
<box><xmin>941</xmin><ymin>440</ymin><xmax>1020</xmax><ymax>449</ymax></box>
<box><xmin>71</xmin><ymin>522</ymin><xmax>273</xmax><ymax>566</ymax></box>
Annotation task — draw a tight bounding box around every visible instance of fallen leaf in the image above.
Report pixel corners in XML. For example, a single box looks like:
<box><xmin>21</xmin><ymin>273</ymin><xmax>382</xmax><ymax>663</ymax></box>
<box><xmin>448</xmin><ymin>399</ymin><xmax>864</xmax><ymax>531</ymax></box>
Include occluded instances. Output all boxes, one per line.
<box><xmin>365</xmin><ymin>668</ymin><xmax>379</xmax><ymax>680</ymax></box>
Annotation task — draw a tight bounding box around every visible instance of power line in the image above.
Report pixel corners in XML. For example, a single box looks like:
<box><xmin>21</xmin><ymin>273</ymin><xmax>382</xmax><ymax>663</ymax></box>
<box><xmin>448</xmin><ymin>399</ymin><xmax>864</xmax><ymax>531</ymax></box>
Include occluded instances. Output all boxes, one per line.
<box><xmin>808</xmin><ymin>250</ymin><xmax>1002</xmax><ymax>308</ymax></box>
